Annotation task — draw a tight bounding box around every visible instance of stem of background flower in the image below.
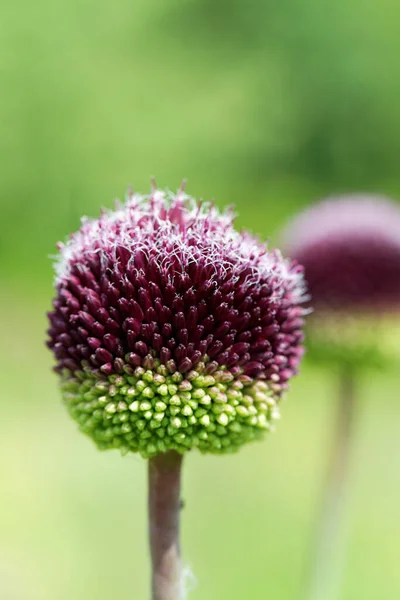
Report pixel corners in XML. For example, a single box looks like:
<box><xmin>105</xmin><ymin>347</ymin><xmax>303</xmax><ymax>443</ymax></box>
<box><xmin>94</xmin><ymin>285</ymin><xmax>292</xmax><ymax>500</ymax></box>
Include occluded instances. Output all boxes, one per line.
<box><xmin>306</xmin><ymin>366</ymin><xmax>356</xmax><ymax>600</ymax></box>
<box><xmin>148</xmin><ymin>451</ymin><xmax>184</xmax><ymax>600</ymax></box>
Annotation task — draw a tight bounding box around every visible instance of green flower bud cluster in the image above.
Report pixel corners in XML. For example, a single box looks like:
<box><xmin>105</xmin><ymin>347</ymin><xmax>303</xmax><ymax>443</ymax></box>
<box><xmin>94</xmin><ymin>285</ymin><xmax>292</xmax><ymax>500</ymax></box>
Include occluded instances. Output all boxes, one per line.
<box><xmin>306</xmin><ymin>312</ymin><xmax>400</xmax><ymax>371</ymax></box>
<box><xmin>60</xmin><ymin>357</ymin><xmax>280</xmax><ymax>457</ymax></box>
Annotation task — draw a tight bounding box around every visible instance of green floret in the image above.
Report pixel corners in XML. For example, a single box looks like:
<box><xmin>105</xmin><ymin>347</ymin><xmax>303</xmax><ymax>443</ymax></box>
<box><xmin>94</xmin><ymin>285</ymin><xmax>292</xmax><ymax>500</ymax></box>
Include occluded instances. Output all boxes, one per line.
<box><xmin>306</xmin><ymin>312</ymin><xmax>400</xmax><ymax>371</ymax></box>
<box><xmin>60</xmin><ymin>358</ymin><xmax>280</xmax><ymax>458</ymax></box>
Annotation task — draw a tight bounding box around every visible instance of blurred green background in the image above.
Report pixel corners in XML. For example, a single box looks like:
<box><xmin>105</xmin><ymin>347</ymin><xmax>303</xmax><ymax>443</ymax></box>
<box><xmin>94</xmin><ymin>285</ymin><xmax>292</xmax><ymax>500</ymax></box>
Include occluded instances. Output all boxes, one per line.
<box><xmin>1</xmin><ymin>1</ymin><xmax>400</xmax><ymax>599</ymax></box>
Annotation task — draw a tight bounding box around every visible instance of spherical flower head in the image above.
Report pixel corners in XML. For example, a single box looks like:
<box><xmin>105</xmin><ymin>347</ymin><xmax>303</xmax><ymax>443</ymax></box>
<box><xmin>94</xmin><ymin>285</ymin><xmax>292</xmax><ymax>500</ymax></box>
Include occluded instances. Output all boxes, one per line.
<box><xmin>282</xmin><ymin>194</ymin><xmax>400</xmax><ymax>368</ymax></box>
<box><xmin>47</xmin><ymin>185</ymin><xmax>307</xmax><ymax>457</ymax></box>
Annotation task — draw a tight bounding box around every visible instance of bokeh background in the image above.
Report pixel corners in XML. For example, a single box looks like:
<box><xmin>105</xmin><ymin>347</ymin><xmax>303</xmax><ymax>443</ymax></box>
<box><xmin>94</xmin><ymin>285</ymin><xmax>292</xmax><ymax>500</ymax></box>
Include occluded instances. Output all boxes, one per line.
<box><xmin>1</xmin><ymin>1</ymin><xmax>400</xmax><ymax>599</ymax></box>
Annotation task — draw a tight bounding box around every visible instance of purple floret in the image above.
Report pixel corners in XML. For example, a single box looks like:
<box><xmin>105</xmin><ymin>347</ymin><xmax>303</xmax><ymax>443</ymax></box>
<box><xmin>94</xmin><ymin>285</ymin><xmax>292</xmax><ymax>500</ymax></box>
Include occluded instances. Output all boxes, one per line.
<box><xmin>282</xmin><ymin>194</ymin><xmax>400</xmax><ymax>311</ymax></box>
<box><xmin>48</xmin><ymin>187</ymin><xmax>307</xmax><ymax>393</ymax></box>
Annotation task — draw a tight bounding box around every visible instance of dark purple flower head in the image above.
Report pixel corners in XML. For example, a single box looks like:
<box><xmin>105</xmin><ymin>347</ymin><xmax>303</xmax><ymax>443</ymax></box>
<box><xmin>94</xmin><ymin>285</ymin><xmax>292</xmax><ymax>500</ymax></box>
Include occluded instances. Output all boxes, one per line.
<box><xmin>47</xmin><ymin>186</ymin><xmax>307</xmax><ymax>457</ymax></box>
<box><xmin>282</xmin><ymin>194</ymin><xmax>400</xmax><ymax>369</ymax></box>
<box><xmin>283</xmin><ymin>194</ymin><xmax>400</xmax><ymax>311</ymax></box>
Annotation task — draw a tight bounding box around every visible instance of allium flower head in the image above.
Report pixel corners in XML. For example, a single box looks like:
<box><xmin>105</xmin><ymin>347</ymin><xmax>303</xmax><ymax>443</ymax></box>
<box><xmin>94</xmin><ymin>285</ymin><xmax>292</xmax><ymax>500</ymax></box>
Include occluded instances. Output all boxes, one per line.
<box><xmin>282</xmin><ymin>194</ymin><xmax>400</xmax><ymax>368</ymax></box>
<box><xmin>47</xmin><ymin>185</ymin><xmax>307</xmax><ymax>457</ymax></box>
<box><xmin>283</xmin><ymin>194</ymin><xmax>400</xmax><ymax>311</ymax></box>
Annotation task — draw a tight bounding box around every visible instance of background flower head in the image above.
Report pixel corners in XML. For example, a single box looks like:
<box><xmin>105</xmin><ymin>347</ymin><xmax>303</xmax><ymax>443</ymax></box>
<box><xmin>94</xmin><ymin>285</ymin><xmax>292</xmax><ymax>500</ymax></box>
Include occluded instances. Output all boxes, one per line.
<box><xmin>282</xmin><ymin>194</ymin><xmax>400</xmax><ymax>368</ymax></box>
<box><xmin>282</xmin><ymin>194</ymin><xmax>400</xmax><ymax>311</ymax></box>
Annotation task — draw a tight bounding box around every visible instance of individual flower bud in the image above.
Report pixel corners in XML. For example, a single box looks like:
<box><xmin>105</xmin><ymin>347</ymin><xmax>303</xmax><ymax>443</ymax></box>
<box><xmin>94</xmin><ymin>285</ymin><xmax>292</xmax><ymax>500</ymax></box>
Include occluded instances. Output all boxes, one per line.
<box><xmin>47</xmin><ymin>185</ymin><xmax>307</xmax><ymax>457</ymax></box>
<box><xmin>282</xmin><ymin>194</ymin><xmax>400</xmax><ymax>368</ymax></box>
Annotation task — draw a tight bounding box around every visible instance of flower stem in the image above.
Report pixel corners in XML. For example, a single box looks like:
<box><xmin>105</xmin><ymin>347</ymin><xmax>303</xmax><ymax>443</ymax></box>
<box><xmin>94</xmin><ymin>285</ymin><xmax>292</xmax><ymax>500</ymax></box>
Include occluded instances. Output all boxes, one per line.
<box><xmin>148</xmin><ymin>451</ymin><xmax>184</xmax><ymax>600</ymax></box>
<box><xmin>307</xmin><ymin>366</ymin><xmax>356</xmax><ymax>600</ymax></box>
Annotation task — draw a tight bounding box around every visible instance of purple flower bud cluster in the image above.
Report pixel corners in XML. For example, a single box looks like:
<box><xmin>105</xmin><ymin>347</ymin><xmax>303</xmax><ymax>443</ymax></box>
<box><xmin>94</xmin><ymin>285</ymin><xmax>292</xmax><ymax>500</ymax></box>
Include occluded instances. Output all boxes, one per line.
<box><xmin>282</xmin><ymin>194</ymin><xmax>400</xmax><ymax>369</ymax></box>
<box><xmin>283</xmin><ymin>194</ymin><xmax>400</xmax><ymax>311</ymax></box>
<box><xmin>47</xmin><ymin>186</ymin><xmax>307</xmax><ymax>456</ymax></box>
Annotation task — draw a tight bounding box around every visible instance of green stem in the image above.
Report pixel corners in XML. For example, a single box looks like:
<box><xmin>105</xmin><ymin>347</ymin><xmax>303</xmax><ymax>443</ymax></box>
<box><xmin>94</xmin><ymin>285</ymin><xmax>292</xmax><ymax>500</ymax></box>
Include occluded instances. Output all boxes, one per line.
<box><xmin>148</xmin><ymin>451</ymin><xmax>184</xmax><ymax>600</ymax></box>
<box><xmin>307</xmin><ymin>367</ymin><xmax>356</xmax><ymax>600</ymax></box>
